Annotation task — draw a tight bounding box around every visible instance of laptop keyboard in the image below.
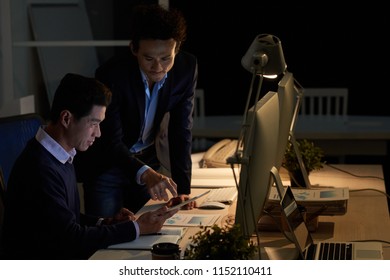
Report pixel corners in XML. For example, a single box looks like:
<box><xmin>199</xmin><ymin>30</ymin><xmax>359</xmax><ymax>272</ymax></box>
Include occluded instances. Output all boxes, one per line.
<box><xmin>203</xmin><ymin>187</ymin><xmax>238</xmax><ymax>204</ymax></box>
<box><xmin>318</xmin><ymin>242</ymin><xmax>353</xmax><ymax>260</ymax></box>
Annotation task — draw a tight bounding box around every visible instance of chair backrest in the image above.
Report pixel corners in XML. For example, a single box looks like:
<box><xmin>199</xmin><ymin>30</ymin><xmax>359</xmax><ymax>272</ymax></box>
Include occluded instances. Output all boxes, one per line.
<box><xmin>0</xmin><ymin>167</ymin><xmax>5</xmax><ymax>245</ymax></box>
<box><xmin>0</xmin><ymin>113</ymin><xmax>44</xmax><ymax>188</ymax></box>
<box><xmin>193</xmin><ymin>88</ymin><xmax>205</xmax><ymax>119</ymax></box>
<box><xmin>192</xmin><ymin>89</ymin><xmax>207</xmax><ymax>151</ymax></box>
<box><xmin>299</xmin><ymin>88</ymin><xmax>348</xmax><ymax>120</ymax></box>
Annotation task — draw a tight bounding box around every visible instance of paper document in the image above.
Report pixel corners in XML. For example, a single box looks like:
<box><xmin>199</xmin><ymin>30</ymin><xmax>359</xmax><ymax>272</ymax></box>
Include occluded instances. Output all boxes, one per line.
<box><xmin>191</xmin><ymin>168</ymin><xmax>240</xmax><ymax>188</ymax></box>
<box><xmin>268</xmin><ymin>186</ymin><xmax>349</xmax><ymax>202</ymax></box>
<box><xmin>265</xmin><ymin>186</ymin><xmax>349</xmax><ymax>216</ymax></box>
<box><xmin>107</xmin><ymin>227</ymin><xmax>187</xmax><ymax>250</ymax></box>
<box><xmin>191</xmin><ymin>178</ymin><xmax>237</xmax><ymax>188</ymax></box>
<box><xmin>191</xmin><ymin>168</ymin><xmax>239</xmax><ymax>179</ymax></box>
<box><xmin>164</xmin><ymin>213</ymin><xmax>221</xmax><ymax>227</ymax></box>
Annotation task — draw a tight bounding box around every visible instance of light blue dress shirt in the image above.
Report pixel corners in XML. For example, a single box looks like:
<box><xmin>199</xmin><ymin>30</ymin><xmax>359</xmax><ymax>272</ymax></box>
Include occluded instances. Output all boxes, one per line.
<box><xmin>35</xmin><ymin>125</ymin><xmax>76</xmax><ymax>164</ymax></box>
<box><xmin>130</xmin><ymin>70</ymin><xmax>167</xmax><ymax>153</ymax></box>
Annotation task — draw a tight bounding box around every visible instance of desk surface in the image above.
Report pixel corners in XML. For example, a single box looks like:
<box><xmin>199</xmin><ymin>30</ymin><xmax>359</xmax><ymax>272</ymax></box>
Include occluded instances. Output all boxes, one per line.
<box><xmin>192</xmin><ymin>115</ymin><xmax>390</xmax><ymax>140</ymax></box>
<box><xmin>261</xmin><ymin>165</ymin><xmax>390</xmax><ymax>259</ymax></box>
<box><xmin>89</xmin><ymin>164</ymin><xmax>390</xmax><ymax>260</ymax></box>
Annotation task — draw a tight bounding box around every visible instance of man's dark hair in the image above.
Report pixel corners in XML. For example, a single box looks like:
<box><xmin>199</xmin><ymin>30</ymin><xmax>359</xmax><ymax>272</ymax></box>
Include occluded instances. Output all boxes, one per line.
<box><xmin>50</xmin><ymin>73</ymin><xmax>112</xmax><ymax>122</ymax></box>
<box><xmin>129</xmin><ymin>4</ymin><xmax>187</xmax><ymax>53</ymax></box>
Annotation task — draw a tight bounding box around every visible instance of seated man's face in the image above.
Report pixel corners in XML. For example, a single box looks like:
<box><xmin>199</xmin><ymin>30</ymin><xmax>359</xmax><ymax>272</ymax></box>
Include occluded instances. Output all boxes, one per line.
<box><xmin>68</xmin><ymin>105</ymin><xmax>106</xmax><ymax>152</ymax></box>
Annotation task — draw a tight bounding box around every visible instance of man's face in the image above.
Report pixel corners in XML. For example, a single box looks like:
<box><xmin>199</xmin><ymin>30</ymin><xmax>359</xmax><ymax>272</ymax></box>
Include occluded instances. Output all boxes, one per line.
<box><xmin>132</xmin><ymin>39</ymin><xmax>177</xmax><ymax>84</ymax></box>
<box><xmin>67</xmin><ymin>105</ymin><xmax>106</xmax><ymax>152</ymax></box>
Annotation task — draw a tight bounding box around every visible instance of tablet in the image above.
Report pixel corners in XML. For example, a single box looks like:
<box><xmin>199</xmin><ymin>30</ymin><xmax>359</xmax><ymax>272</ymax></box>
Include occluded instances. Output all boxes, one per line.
<box><xmin>167</xmin><ymin>190</ymin><xmax>211</xmax><ymax>211</ymax></box>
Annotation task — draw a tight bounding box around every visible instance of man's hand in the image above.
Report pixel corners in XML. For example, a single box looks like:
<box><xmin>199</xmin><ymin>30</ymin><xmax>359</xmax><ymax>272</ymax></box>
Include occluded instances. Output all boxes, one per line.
<box><xmin>137</xmin><ymin>206</ymin><xmax>178</xmax><ymax>235</ymax></box>
<box><xmin>166</xmin><ymin>194</ymin><xmax>196</xmax><ymax>210</ymax></box>
<box><xmin>141</xmin><ymin>168</ymin><xmax>178</xmax><ymax>201</ymax></box>
<box><xmin>103</xmin><ymin>208</ymin><xmax>136</xmax><ymax>225</ymax></box>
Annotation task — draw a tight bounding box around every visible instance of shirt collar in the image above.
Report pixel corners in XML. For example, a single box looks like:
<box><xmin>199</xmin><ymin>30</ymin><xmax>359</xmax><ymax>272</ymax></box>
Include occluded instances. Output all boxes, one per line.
<box><xmin>35</xmin><ymin>126</ymin><xmax>77</xmax><ymax>164</ymax></box>
<box><xmin>140</xmin><ymin>69</ymin><xmax>167</xmax><ymax>92</ymax></box>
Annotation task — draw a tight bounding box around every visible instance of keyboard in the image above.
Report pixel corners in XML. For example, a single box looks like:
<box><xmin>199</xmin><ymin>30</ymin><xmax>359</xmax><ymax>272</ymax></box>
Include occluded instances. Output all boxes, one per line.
<box><xmin>317</xmin><ymin>242</ymin><xmax>353</xmax><ymax>260</ymax></box>
<box><xmin>203</xmin><ymin>187</ymin><xmax>238</xmax><ymax>204</ymax></box>
<box><xmin>305</xmin><ymin>242</ymin><xmax>353</xmax><ymax>260</ymax></box>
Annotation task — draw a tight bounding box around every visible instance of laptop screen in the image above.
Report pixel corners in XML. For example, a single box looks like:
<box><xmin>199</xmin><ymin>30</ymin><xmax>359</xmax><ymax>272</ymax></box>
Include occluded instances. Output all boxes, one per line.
<box><xmin>280</xmin><ymin>186</ymin><xmax>313</xmax><ymax>257</ymax></box>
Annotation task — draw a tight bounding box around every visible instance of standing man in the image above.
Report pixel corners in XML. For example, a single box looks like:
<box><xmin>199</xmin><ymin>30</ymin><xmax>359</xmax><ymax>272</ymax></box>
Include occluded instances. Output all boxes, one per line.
<box><xmin>74</xmin><ymin>4</ymin><xmax>198</xmax><ymax>216</ymax></box>
<box><xmin>1</xmin><ymin>73</ymin><xmax>178</xmax><ymax>259</ymax></box>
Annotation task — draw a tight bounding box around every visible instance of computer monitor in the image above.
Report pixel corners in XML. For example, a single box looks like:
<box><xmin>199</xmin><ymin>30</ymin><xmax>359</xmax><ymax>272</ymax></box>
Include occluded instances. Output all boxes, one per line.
<box><xmin>234</xmin><ymin>90</ymin><xmax>280</xmax><ymax>238</ymax></box>
<box><xmin>274</xmin><ymin>71</ymin><xmax>299</xmax><ymax>171</ymax></box>
<box><xmin>276</xmin><ymin>71</ymin><xmax>311</xmax><ymax>189</ymax></box>
<box><xmin>268</xmin><ymin>71</ymin><xmax>309</xmax><ymax>197</ymax></box>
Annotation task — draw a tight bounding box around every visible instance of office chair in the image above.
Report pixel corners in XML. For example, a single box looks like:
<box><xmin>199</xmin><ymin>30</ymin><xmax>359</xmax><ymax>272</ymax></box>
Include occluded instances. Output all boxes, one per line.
<box><xmin>300</xmin><ymin>88</ymin><xmax>348</xmax><ymax>120</ymax></box>
<box><xmin>0</xmin><ymin>167</ymin><xmax>4</xmax><ymax>228</ymax></box>
<box><xmin>192</xmin><ymin>89</ymin><xmax>208</xmax><ymax>151</ymax></box>
<box><xmin>0</xmin><ymin>113</ymin><xmax>44</xmax><ymax>189</ymax></box>
<box><xmin>0</xmin><ymin>167</ymin><xmax>4</xmax><ymax>258</ymax></box>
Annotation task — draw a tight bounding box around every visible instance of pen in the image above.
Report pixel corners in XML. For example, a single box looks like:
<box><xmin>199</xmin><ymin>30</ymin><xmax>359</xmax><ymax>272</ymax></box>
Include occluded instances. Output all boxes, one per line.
<box><xmin>143</xmin><ymin>232</ymin><xmax>163</xmax><ymax>236</ymax></box>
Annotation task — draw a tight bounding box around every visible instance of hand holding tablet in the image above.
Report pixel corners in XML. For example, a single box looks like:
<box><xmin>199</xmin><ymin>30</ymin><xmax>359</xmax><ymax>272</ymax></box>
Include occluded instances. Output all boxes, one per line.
<box><xmin>166</xmin><ymin>190</ymin><xmax>211</xmax><ymax>211</ymax></box>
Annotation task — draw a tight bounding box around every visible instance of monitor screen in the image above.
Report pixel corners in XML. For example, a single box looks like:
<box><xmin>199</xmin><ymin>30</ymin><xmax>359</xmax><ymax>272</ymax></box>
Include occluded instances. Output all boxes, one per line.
<box><xmin>234</xmin><ymin>90</ymin><xmax>280</xmax><ymax>238</ymax></box>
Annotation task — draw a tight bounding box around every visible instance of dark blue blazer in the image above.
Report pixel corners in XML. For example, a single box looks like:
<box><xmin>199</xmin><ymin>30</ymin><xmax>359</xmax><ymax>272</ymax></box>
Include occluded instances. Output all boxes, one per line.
<box><xmin>75</xmin><ymin>51</ymin><xmax>198</xmax><ymax>195</ymax></box>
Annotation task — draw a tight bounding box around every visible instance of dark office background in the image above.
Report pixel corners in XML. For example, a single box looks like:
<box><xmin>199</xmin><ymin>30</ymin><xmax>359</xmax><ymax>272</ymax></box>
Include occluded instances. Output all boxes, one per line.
<box><xmin>95</xmin><ymin>1</ymin><xmax>390</xmax><ymax>201</ymax></box>
<box><xmin>87</xmin><ymin>0</ymin><xmax>389</xmax><ymax>117</ymax></box>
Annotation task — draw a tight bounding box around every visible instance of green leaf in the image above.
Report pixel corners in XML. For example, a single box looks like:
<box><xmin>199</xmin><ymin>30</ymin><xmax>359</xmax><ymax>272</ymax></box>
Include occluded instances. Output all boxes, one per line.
<box><xmin>184</xmin><ymin>223</ymin><xmax>257</xmax><ymax>260</ymax></box>
<box><xmin>282</xmin><ymin>139</ymin><xmax>325</xmax><ymax>173</ymax></box>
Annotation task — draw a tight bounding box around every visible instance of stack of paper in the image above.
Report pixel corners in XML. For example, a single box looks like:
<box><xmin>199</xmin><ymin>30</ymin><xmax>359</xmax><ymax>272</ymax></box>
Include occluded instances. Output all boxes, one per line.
<box><xmin>164</xmin><ymin>213</ymin><xmax>221</xmax><ymax>227</ymax></box>
<box><xmin>265</xmin><ymin>186</ymin><xmax>349</xmax><ymax>216</ymax></box>
<box><xmin>259</xmin><ymin>186</ymin><xmax>349</xmax><ymax>232</ymax></box>
<box><xmin>107</xmin><ymin>227</ymin><xmax>187</xmax><ymax>250</ymax></box>
<box><xmin>191</xmin><ymin>168</ymin><xmax>239</xmax><ymax>188</ymax></box>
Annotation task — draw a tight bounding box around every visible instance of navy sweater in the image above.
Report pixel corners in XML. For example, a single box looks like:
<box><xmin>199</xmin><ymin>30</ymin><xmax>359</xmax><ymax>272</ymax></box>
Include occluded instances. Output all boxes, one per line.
<box><xmin>1</xmin><ymin>138</ymin><xmax>137</xmax><ymax>259</ymax></box>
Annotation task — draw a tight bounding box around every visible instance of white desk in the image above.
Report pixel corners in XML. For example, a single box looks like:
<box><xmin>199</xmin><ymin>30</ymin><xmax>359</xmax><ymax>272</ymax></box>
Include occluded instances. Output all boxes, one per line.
<box><xmin>192</xmin><ymin>115</ymin><xmax>390</xmax><ymax>157</ymax></box>
<box><xmin>89</xmin><ymin>164</ymin><xmax>390</xmax><ymax>260</ymax></box>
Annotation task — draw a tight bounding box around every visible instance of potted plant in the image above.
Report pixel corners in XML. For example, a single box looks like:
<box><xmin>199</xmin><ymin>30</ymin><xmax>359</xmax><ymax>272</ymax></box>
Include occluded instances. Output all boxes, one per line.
<box><xmin>184</xmin><ymin>223</ymin><xmax>257</xmax><ymax>260</ymax></box>
<box><xmin>282</xmin><ymin>139</ymin><xmax>325</xmax><ymax>188</ymax></box>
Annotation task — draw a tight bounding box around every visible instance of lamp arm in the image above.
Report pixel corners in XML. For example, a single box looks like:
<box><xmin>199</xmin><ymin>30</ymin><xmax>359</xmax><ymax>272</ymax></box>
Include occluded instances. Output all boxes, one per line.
<box><xmin>231</xmin><ymin>72</ymin><xmax>264</xmax><ymax>165</ymax></box>
<box><xmin>287</xmin><ymin>76</ymin><xmax>311</xmax><ymax>188</ymax></box>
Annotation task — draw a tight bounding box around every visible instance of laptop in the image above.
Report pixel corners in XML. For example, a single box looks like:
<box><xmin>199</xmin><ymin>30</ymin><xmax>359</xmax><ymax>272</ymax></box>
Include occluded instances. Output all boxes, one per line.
<box><xmin>280</xmin><ymin>186</ymin><xmax>383</xmax><ymax>260</ymax></box>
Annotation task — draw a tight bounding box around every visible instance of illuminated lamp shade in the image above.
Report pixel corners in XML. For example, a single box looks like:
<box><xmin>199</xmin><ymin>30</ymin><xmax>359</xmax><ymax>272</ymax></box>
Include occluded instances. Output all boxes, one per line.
<box><xmin>241</xmin><ymin>34</ymin><xmax>287</xmax><ymax>77</ymax></box>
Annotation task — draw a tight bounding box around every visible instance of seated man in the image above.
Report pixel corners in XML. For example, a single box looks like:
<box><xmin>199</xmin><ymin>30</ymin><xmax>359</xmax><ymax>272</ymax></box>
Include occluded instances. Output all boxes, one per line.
<box><xmin>0</xmin><ymin>73</ymin><xmax>178</xmax><ymax>259</ymax></box>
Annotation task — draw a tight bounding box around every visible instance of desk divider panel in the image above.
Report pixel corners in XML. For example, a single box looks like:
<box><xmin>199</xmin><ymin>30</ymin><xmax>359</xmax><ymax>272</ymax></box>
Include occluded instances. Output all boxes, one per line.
<box><xmin>28</xmin><ymin>1</ymin><xmax>99</xmax><ymax>106</ymax></box>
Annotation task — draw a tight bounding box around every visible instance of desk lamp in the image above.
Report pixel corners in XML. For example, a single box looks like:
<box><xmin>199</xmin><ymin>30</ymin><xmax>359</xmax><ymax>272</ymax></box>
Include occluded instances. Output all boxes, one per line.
<box><xmin>236</xmin><ymin>34</ymin><xmax>308</xmax><ymax>187</ymax></box>
<box><xmin>232</xmin><ymin>34</ymin><xmax>287</xmax><ymax>162</ymax></box>
<box><xmin>241</xmin><ymin>34</ymin><xmax>286</xmax><ymax>78</ymax></box>
<box><xmin>228</xmin><ymin>34</ymin><xmax>287</xmax><ymax>256</ymax></box>
<box><xmin>230</xmin><ymin>35</ymin><xmax>309</xmax><ymax>258</ymax></box>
